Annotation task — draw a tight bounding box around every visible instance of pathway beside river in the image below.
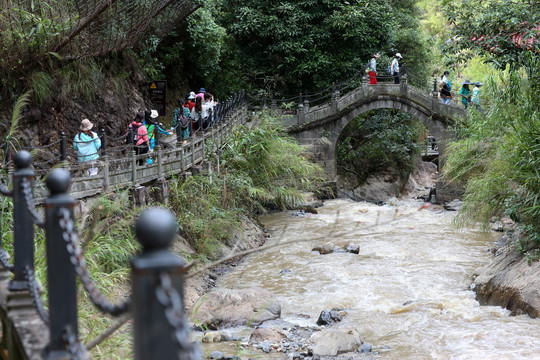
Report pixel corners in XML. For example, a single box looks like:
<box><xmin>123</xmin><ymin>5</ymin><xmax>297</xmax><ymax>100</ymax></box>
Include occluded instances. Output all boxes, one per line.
<box><xmin>200</xmin><ymin>198</ymin><xmax>540</xmax><ymax>359</ymax></box>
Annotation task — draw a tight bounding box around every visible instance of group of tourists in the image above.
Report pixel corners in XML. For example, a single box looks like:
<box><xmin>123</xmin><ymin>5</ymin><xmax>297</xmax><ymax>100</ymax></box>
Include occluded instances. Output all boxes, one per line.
<box><xmin>172</xmin><ymin>88</ymin><xmax>219</xmax><ymax>145</ymax></box>
<box><xmin>367</xmin><ymin>52</ymin><xmax>403</xmax><ymax>85</ymax></box>
<box><xmin>366</xmin><ymin>53</ymin><xmax>483</xmax><ymax>111</ymax></box>
<box><xmin>72</xmin><ymin>87</ymin><xmax>219</xmax><ymax>174</ymax></box>
<box><xmin>439</xmin><ymin>72</ymin><xmax>483</xmax><ymax>111</ymax></box>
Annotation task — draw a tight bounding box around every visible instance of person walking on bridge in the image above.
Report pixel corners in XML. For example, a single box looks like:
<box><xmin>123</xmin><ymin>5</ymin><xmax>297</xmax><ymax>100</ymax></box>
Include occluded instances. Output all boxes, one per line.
<box><xmin>459</xmin><ymin>79</ymin><xmax>473</xmax><ymax>109</ymax></box>
<box><xmin>368</xmin><ymin>53</ymin><xmax>380</xmax><ymax>84</ymax></box>
<box><xmin>439</xmin><ymin>71</ymin><xmax>452</xmax><ymax>105</ymax></box>
<box><xmin>391</xmin><ymin>53</ymin><xmax>402</xmax><ymax>84</ymax></box>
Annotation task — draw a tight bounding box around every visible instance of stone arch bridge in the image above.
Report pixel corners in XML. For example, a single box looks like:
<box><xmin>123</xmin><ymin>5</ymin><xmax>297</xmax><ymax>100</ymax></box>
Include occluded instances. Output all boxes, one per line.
<box><xmin>269</xmin><ymin>76</ymin><xmax>466</xmax><ymax>180</ymax></box>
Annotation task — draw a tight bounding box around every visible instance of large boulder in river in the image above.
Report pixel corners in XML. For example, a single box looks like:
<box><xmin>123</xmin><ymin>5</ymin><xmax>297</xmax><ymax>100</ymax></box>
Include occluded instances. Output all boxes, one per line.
<box><xmin>473</xmin><ymin>235</ymin><xmax>540</xmax><ymax>318</ymax></box>
<box><xmin>191</xmin><ymin>288</ymin><xmax>281</xmax><ymax>329</ymax></box>
<box><xmin>311</xmin><ymin>328</ymin><xmax>363</xmax><ymax>356</ymax></box>
<box><xmin>351</xmin><ymin>175</ymin><xmax>401</xmax><ymax>203</ymax></box>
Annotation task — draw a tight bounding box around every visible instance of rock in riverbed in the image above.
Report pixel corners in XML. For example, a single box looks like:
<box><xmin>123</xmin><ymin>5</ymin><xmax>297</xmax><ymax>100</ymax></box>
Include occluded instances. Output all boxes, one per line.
<box><xmin>191</xmin><ymin>287</ymin><xmax>281</xmax><ymax>329</ymax></box>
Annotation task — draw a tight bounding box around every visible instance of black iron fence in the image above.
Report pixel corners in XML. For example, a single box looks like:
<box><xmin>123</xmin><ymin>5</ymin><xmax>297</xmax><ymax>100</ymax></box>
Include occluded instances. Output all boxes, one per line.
<box><xmin>0</xmin><ymin>91</ymin><xmax>248</xmax><ymax>359</ymax></box>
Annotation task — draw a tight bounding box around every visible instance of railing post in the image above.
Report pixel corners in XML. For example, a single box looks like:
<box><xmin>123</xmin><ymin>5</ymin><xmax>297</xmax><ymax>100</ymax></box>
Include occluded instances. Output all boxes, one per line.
<box><xmin>331</xmin><ymin>81</ymin><xmax>339</xmax><ymax>114</ymax></box>
<box><xmin>156</xmin><ymin>145</ymin><xmax>163</xmax><ymax>178</ymax></box>
<box><xmin>128</xmin><ymin>128</ymin><xmax>134</xmax><ymax>153</ymax></box>
<box><xmin>303</xmin><ymin>97</ymin><xmax>310</xmax><ymax>119</ymax></box>
<box><xmin>400</xmin><ymin>73</ymin><xmax>408</xmax><ymax>96</ymax></box>
<box><xmin>154</xmin><ymin>125</ymin><xmax>160</xmax><ymax>147</ymax></box>
<box><xmin>43</xmin><ymin>169</ymin><xmax>83</xmax><ymax>360</ymax></box>
<box><xmin>131</xmin><ymin>149</ymin><xmax>137</xmax><ymax>183</ymax></box>
<box><xmin>100</xmin><ymin>128</ymin><xmax>107</xmax><ymax>157</ymax></box>
<box><xmin>60</xmin><ymin>132</ymin><xmax>67</xmax><ymax>164</ymax></box>
<box><xmin>131</xmin><ymin>208</ymin><xmax>199</xmax><ymax>360</ymax></box>
<box><xmin>9</xmin><ymin>151</ymin><xmax>34</xmax><ymax>291</ymax></box>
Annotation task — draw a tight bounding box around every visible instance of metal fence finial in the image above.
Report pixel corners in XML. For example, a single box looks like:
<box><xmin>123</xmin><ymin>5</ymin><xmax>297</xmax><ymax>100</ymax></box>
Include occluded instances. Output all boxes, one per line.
<box><xmin>14</xmin><ymin>150</ymin><xmax>32</xmax><ymax>170</ymax></box>
<box><xmin>135</xmin><ymin>208</ymin><xmax>176</xmax><ymax>252</ymax></box>
<box><xmin>46</xmin><ymin>168</ymin><xmax>71</xmax><ymax>195</ymax></box>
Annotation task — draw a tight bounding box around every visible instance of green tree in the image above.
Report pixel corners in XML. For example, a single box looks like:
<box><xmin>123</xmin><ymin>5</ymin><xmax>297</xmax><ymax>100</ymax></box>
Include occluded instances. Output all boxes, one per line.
<box><xmin>337</xmin><ymin>109</ymin><xmax>423</xmax><ymax>185</ymax></box>
<box><xmin>443</xmin><ymin>61</ymin><xmax>540</xmax><ymax>258</ymax></box>
<box><xmin>217</xmin><ymin>0</ymin><xmax>396</xmax><ymax>94</ymax></box>
<box><xmin>445</xmin><ymin>0</ymin><xmax>540</xmax><ymax>70</ymax></box>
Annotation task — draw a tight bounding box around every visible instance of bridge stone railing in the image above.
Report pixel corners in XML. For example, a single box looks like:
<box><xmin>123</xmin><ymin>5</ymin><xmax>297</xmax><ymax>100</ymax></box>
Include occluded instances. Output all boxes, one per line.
<box><xmin>258</xmin><ymin>75</ymin><xmax>465</xmax><ymax>128</ymax></box>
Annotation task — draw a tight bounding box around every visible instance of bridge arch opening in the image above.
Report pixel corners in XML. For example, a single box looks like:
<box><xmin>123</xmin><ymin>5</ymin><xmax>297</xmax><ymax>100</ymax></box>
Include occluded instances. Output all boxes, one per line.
<box><xmin>335</xmin><ymin>108</ymin><xmax>433</xmax><ymax>192</ymax></box>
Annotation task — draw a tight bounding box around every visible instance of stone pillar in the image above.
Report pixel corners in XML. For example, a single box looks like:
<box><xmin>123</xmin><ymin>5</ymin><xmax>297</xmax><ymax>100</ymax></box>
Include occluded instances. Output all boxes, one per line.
<box><xmin>155</xmin><ymin>178</ymin><xmax>169</xmax><ymax>205</ymax></box>
<box><xmin>298</xmin><ymin>103</ymin><xmax>305</xmax><ymax>125</ymax></box>
<box><xmin>331</xmin><ymin>91</ymin><xmax>340</xmax><ymax>114</ymax></box>
<box><xmin>400</xmin><ymin>75</ymin><xmax>408</xmax><ymax>97</ymax></box>
<box><xmin>131</xmin><ymin>185</ymin><xmax>146</xmax><ymax>208</ymax></box>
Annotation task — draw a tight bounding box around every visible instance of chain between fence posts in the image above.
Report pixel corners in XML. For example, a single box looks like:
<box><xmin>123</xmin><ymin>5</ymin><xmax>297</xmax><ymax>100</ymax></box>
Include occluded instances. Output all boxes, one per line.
<box><xmin>43</xmin><ymin>168</ymin><xmax>86</xmax><ymax>359</ymax></box>
<box><xmin>9</xmin><ymin>151</ymin><xmax>34</xmax><ymax>291</ymax></box>
<box><xmin>131</xmin><ymin>208</ymin><xmax>199</xmax><ymax>360</ymax></box>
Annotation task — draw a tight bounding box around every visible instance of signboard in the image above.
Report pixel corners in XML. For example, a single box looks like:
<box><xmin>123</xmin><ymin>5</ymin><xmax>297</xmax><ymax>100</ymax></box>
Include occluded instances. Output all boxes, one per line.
<box><xmin>148</xmin><ymin>80</ymin><xmax>167</xmax><ymax>116</ymax></box>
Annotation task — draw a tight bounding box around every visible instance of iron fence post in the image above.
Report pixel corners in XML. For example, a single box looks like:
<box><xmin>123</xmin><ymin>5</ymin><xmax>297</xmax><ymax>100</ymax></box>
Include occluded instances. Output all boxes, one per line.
<box><xmin>60</xmin><ymin>132</ymin><xmax>66</xmax><ymax>162</ymax></box>
<box><xmin>131</xmin><ymin>208</ymin><xmax>198</xmax><ymax>360</ymax></box>
<box><xmin>43</xmin><ymin>169</ymin><xmax>81</xmax><ymax>360</ymax></box>
<box><xmin>154</xmin><ymin>125</ymin><xmax>160</xmax><ymax>147</ymax></box>
<box><xmin>9</xmin><ymin>151</ymin><xmax>34</xmax><ymax>291</ymax></box>
<box><xmin>156</xmin><ymin>145</ymin><xmax>163</xmax><ymax>179</ymax></box>
<box><xmin>128</xmin><ymin>128</ymin><xmax>134</xmax><ymax>153</ymax></box>
<box><xmin>100</xmin><ymin>128</ymin><xmax>107</xmax><ymax>157</ymax></box>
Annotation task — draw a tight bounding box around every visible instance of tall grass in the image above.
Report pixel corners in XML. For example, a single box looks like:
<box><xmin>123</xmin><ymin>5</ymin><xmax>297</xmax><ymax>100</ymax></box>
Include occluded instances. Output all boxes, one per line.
<box><xmin>443</xmin><ymin>61</ymin><xmax>540</xmax><ymax>259</ymax></box>
<box><xmin>168</xmin><ymin>114</ymin><xmax>325</xmax><ymax>259</ymax></box>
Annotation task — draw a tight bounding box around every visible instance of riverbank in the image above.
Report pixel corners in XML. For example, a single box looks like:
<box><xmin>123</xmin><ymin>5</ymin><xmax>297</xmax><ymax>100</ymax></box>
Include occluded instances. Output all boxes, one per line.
<box><xmin>473</xmin><ymin>228</ymin><xmax>540</xmax><ymax>318</ymax></box>
<box><xmin>185</xmin><ymin>161</ymin><xmax>540</xmax><ymax>360</ymax></box>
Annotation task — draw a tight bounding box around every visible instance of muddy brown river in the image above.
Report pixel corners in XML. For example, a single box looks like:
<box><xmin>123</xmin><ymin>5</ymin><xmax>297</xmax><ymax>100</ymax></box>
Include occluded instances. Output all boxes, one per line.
<box><xmin>204</xmin><ymin>198</ymin><xmax>540</xmax><ymax>359</ymax></box>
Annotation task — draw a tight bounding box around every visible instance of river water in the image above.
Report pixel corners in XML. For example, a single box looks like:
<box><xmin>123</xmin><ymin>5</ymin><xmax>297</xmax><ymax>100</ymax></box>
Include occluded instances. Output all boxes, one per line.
<box><xmin>209</xmin><ymin>198</ymin><xmax>540</xmax><ymax>359</ymax></box>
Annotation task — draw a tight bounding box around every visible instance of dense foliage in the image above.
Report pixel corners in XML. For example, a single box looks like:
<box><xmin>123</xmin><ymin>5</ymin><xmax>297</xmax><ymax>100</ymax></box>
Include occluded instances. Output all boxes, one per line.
<box><xmin>214</xmin><ymin>0</ymin><xmax>429</xmax><ymax>95</ymax></box>
<box><xmin>443</xmin><ymin>62</ymin><xmax>540</xmax><ymax>259</ymax></box>
<box><xmin>168</xmin><ymin>115</ymin><xmax>324</xmax><ymax>259</ymax></box>
<box><xmin>445</xmin><ymin>0</ymin><xmax>539</xmax><ymax>70</ymax></box>
<box><xmin>336</xmin><ymin>109</ymin><xmax>424</xmax><ymax>185</ymax></box>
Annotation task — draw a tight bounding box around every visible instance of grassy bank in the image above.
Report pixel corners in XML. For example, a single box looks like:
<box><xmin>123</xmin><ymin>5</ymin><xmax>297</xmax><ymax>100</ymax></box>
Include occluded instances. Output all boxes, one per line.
<box><xmin>1</xmin><ymin>114</ymin><xmax>325</xmax><ymax>358</ymax></box>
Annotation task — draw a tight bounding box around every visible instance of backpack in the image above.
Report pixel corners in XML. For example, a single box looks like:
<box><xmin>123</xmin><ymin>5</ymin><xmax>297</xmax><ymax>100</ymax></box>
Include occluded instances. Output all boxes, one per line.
<box><xmin>125</xmin><ymin>124</ymin><xmax>140</xmax><ymax>145</ymax></box>
<box><xmin>387</xmin><ymin>65</ymin><xmax>392</xmax><ymax>75</ymax></box>
<box><xmin>365</xmin><ymin>62</ymin><xmax>371</xmax><ymax>74</ymax></box>
<box><xmin>174</xmin><ymin>107</ymin><xmax>189</xmax><ymax>129</ymax></box>
<box><xmin>446</xmin><ymin>80</ymin><xmax>452</xmax><ymax>92</ymax></box>
<box><xmin>180</xmin><ymin>115</ymin><xmax>189</xmax><ymax>129</ymax></box>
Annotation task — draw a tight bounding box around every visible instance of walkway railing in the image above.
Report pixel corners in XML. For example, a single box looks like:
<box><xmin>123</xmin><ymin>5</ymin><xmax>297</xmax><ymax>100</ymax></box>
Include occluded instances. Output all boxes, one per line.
<box><xmin>0</xmin><ymin>91</ymin><xmax>249</xmax><ymax>359</ymax></box>
<box><xmin>1</xmin><ymin>91</ymin><xmax>247</xmax><ymax>201</ymax></box>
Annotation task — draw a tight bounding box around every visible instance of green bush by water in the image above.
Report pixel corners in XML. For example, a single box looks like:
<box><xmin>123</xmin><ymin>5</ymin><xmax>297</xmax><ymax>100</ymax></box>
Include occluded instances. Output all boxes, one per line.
<box><xmin>444</xmin><ymin>61</ymin><xmax>540</xmax><ymax>259</ymax></box>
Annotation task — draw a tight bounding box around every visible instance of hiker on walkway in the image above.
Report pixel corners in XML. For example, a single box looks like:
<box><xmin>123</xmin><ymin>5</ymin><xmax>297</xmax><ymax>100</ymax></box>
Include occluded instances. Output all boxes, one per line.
<box><xmin>391</xmin><ymin>53</ymin><xmax>402</xmax><ymax>84</ymax></box>
<box><xmin>439</xmin><ymin>71</ymin><xmax>452</xmax><ymax>105</ymax></box>
<box><xmin>172</xmin><ymin>99</ymin><xmax>191</xmax><ymax>145</ymax></box>
<box><xmin>471</xmin><ymin>81</ymin><xmax>483</xmax><ymax>113</ymax></box>
<box><xmin>459</xmin><ymin>79</ymin><xmax>473</xmax><ymax>109</ymax></box>
<box><xmin>368</xmin><ymin>53</ymin><xmax>380</xmax><ymax>85</ymax></box>
<box><xmin>129</xmin><ymin>112</ymin><xmax>150</xmax><ymax>166</ymax></box>
<box><xmin>73</xmin><ymin>119</ymin><xmax>101</xmax><ymax>176</ymax></box>
<box><xmin>145</xmin><ymin>110</ymin><xmax>172</xmax><ymax>151</ymax></box>
<box><xmin>196</xmin><ymin>87</ymin><xmax>206</xmax><ymax>100</ymax></box>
